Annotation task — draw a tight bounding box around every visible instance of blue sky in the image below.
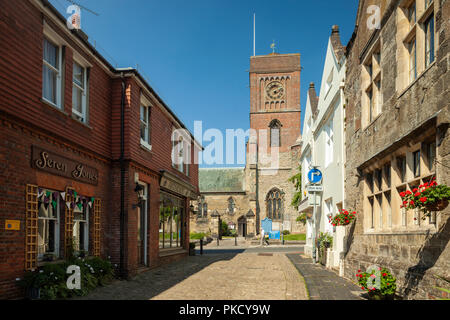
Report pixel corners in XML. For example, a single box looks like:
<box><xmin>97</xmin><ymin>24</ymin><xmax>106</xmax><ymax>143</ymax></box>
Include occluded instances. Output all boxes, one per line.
<box><xmin>50</xmin><ymin>0</ymin><xmax>359</xmax><ymax>167</ymax></box>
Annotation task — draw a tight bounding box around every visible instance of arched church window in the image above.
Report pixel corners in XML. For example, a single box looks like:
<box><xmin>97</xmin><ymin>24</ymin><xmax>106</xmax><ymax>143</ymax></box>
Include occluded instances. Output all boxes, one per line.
<box><xmin>269</xmin><ymin>119</ymin><xmax>282</xmax><ymax>147</ymax></box>
<box><xmin>266</xmin><ymin>189</ymin><xmax>283</xmax><ymax>220</ymax></box>
<box><xmin>203</xmin><ymin>202</ymin><xmax>208</xmax><ymax>217</ymax></box>
<box><xmin>198</xmin><ymin>196</ymin><xmax>207</xmax><ymax>218</ymax></box>
<box><xmin>228</xmin><ymin>197</ymin><xmax>235</xmax><ymax>214</ymax></box>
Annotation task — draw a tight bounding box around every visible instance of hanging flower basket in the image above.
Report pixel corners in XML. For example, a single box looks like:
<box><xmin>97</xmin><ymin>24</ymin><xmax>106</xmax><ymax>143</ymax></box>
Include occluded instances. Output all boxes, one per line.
<box><xmin>425</xmin><ymin>199</ymin><xmax>449</xmax><ymax>212</ymax></box>
<box><xmin>306</xmin><ymin>212</ymin><xmax>313</xmax><ymax>219</ymax></box>
<box><xmin>400</xmin><ymin>178</ymin><xmax>450</xmax><ymax>219</ymax></box>
<box><xmin>329</xmin><ymin>209</ymin><xmax>357</xmax><ymax>226</ymax></box>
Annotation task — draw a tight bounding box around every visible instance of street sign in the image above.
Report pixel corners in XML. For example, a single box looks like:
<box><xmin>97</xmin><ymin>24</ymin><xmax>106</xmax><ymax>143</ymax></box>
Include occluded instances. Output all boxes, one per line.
<box><xmin>308</xmin><ymin>194</ymin><xmax>321</xmax><ymax>206</ymax></box>
<box><xmin>307</xmin><ymin>185</ymin><xmax>323</xmax><ymax>192</ymax></box>
<box><xmin>307</xmin><ymin>168</ymin><xmax>323</xmax><ymax>184</ymax></box>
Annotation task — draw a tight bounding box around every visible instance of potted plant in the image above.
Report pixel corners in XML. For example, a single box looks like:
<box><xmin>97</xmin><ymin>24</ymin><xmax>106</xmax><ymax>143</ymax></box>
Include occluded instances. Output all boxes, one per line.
<box><xmin>400</xmin><ymin>178</ymin><xmax>450</xmax><ymax>219</ymax></box>
<box><xmin>356</xmin><ymin>267</ymin><xmax>396</xmax><ymax>300</ymax></box>
<box><xmin>329</xmin><ymin>209</ymin><xmax>357</xmax><ymax>226</ymax></box>
<box><xmin>317</xmin><ymin>232</ymin><xmax>333</xmax><ymax>266</ymax></box>
<box><xmin>189</xmin><ymin>242</ymin><xmax>196</xmax><ymax>256</ymax></box>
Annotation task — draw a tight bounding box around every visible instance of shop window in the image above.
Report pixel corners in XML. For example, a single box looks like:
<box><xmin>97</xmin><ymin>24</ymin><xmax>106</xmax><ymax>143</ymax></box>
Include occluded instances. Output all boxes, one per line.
<box><xmin>159</xmin><ymin>194</ymin><xmax>184</xmax><ymax>249</ymax></box>
<box><xmin>73</xmin><ymin>204</ymin><xmax>89</xmax><ymax>254</ymax></box>
<box><xmin>38</xmin><ymin>189</ymin><xmax>60</xmax><ymax>260</ymax></box>
<box><xmin>72</xmin><ymin>62</ymin><xmax>88</xmax><ymax>123</ymax></box>
<box><xmin>42</xmin><ymin>38</ymin><xmax>62</xmax><ymax>108</ymax></box>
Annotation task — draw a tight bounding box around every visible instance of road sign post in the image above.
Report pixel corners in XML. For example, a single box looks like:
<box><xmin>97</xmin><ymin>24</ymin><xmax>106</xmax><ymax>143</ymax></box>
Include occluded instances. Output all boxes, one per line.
<box><xmin>307</xmin><ymin>167</ymin><xmax>323</xmax><ymax>264</ymax></box>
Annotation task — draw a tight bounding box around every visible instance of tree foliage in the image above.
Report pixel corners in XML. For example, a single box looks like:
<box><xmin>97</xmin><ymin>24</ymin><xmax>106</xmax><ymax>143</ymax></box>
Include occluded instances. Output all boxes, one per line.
<box><xmin>288</xmin><ymin>165</ymin><xmax>302</xmax><ymax>210</ymax></box>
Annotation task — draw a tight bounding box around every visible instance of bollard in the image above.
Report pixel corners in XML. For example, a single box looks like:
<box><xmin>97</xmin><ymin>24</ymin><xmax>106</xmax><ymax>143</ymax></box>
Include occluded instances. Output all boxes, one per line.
<box><xmin>235</xmin><ymin>234</ymin><xmax>237</xmax><ymax>246</ymax></box>
<box><xmin>200</xmin><ymin>239</ymin><xmax>203</xmax><ymax>255</ymax></box>
<box><xmin>217</xmin><ymin>237</ymin><xmax>219</xmax><ymax>246</ymax></box>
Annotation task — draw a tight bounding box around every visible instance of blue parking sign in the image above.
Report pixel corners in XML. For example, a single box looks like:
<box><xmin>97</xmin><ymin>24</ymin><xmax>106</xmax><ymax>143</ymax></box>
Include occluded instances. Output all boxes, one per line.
<box><xmin>308</xmin><ymin>168</ymin><xmax>322</xmax><ymax>184</ymax></box>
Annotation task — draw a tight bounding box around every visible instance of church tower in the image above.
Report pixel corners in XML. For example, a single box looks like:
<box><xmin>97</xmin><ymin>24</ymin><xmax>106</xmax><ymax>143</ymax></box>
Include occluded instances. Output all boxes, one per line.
<box><xmin>247</xmin><ymin>52</ymin><xmax>302</xmax><ymax>234</ymax></box>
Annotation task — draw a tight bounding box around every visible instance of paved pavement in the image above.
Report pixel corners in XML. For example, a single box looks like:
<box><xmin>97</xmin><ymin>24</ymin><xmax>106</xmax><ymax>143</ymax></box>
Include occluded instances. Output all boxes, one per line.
<box><xmin>76</xmin><ymin>249</ymin><xmax>308</xmax><ymax>300</ymax></box>
<box><xmin>287</xmin><ymin>254</ymin><xmax>364</xmax><ymax>300</ymax></box>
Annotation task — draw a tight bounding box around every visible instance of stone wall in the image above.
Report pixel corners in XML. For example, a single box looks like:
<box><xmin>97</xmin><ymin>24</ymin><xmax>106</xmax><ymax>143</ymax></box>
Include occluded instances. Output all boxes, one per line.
<box><xmin>344</xmin><ymin>0</ymin><xmax>450</xmax><ymax>299</ymax></box>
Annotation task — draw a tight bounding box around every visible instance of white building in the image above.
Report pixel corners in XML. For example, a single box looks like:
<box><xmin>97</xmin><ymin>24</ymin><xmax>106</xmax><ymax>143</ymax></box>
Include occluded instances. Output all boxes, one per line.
<box><xmin>299</xmin><ymin>26</ymin><xmax>347</xmax><ymax>270</ymax></box>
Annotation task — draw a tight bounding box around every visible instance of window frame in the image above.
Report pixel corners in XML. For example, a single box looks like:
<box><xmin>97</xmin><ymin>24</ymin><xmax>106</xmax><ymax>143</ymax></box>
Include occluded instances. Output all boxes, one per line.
<box><xmin>140</xmin><ymin>104</ymin><xmax>152</xmax><ymax>150</ymax></box>
<box><xmin>72</xmin><ymin>61</ymin><xmax>88</xmax><ymax>123</ymax></box>
<box><xmin>37</xmin><ymin>189</ymin><xmax>61</xmax><ymax>261</ymax></box>
<box><xmin>42</xmin><ymin>37</ymin><xmax>63</xmax><ymax>109</ymax></box>
<box><xmin>73</xmin><ymin>202</ymin><xmax>89</xmax><ymax>254</ymax></box>
<box><xmin>424</xmin><ymin>13</ymin><xmax>435</xmax><ymax>68</ymax></box>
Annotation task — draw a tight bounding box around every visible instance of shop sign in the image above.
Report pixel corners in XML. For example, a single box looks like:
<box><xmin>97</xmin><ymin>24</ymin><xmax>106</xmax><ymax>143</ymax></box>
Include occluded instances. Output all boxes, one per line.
<box><xmin>5</xmin><ymin>220</ymin><xmax>20</xmax><ymax>231</ymax></box>
<box><xmin>32</xmin><ymin>146</ymin><xmax>98</xmax><ymax>185</ymax></box>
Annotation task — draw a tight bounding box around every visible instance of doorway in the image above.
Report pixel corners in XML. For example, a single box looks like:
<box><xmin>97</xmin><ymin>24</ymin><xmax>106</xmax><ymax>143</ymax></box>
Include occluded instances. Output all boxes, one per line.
<box><xmin>238</xmin><ymin>216</ymin><xmax>247</xmax><ymax>238</ymax></box>
<box><xmin>137</xmin><ymin>183</ymin><xmax>148</xmax><ymax>266</ymax></box>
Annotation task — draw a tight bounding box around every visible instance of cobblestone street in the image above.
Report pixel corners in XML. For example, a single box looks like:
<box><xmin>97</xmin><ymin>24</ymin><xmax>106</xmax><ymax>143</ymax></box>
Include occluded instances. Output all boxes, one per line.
<box><xmin>76</xmin><ymin>251</ymin><xmax>308</xmax><ymax>300</ymax></box>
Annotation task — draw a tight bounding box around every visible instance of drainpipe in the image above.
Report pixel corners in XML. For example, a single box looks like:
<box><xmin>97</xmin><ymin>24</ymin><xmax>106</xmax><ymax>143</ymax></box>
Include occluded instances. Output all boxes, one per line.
<box><xmin>120</xmin><ymin>75</ymin><xmax>126</xmax><ymax>278</ymax></box>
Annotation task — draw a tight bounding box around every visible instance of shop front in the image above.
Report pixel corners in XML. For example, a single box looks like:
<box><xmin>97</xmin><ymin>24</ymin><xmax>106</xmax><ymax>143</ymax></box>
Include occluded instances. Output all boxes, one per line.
<box><xmin>25</xmin><ymin>145</ymin><xmax>105</xmax><ymax>271</ymax></box>
<box><xmin>158</xmin><ymin>171</ymin><xmax>198</xmax><ymax>260</ymax></box>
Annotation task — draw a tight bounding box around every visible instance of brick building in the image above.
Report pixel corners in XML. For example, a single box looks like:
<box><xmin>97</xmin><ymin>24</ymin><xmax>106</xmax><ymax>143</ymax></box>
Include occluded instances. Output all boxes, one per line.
<box><xmin>0</xmin><ymin>0</ymin><xmax>200</xmax><ymax>299</ymax></box>
<box><xmin>191</xmin><ymin>52</ymin><xmax>305</xmax><ymax>238</ymax></box>
<box><xmin>343</xmin><ymin>0</ymin><xmax>449</xmax><ymax>299</ymax></box>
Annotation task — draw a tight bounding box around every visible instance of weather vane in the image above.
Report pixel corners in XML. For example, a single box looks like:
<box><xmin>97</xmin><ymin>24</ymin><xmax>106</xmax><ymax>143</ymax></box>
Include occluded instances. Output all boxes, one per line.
<box><xmin>270</xmin><ymin>40</ymin><xmax>276</xmax><ymax>53</ymax></box>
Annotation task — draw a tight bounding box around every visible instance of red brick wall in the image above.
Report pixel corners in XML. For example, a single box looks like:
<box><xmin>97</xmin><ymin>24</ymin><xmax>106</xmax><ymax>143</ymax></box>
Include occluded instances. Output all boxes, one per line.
<box><xmin>249</xmin><ymin>54</ymin><xmax>301</xmax><ymax>152</ymax></box>
<box><xmin>0</xmin><ymin>120</ymin><xmax>112</xmax><ymax>299</ymax></box>
<box><xmin>0</xmin><ymin>0</ymin><xmax>199</xmax><ymax>298</ymax></box>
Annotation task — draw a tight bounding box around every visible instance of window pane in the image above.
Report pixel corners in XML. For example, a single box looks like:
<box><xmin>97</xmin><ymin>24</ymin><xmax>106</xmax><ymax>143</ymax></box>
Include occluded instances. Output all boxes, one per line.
<box><xmin>140</xmin><ymin>122</ymin><xmax>148</xmax><ymax>142</ymax></box>
<box><xmin>425</xmin><ymin>15</ymin><xmax>435</xmax><ymax>67</ymax></box>
<box><xmin>38</xmin><ymin>219</ymin><xmax>56</xmax><ymax>255</ymax></box>
<box><xmin>43</xmin><ymin>39</ymin><xmax>58</xmax><ymax>68</ymax></box>
<box><xmin>73</xmin><ymin>63</ymin><xmax>84</xmax><ymax>88</ymax></box>
<box><xmin>140</xmin><ymin>106</ymin><xmax>147</xmax><ymax>122</ymax></box>
<box><xmin>72</xmin><ymin>86</ymin><xmax>83</xmax><ymax>113</ymax></box>
<box><xmin>43</xmin><ymin>65</ymin><xmax>57</xmax><ymax>104</ymax></box>
<box><xmin>413</xmin><ymin>150</ymin><xmax>421</xmax><ymax>177</ymax></box>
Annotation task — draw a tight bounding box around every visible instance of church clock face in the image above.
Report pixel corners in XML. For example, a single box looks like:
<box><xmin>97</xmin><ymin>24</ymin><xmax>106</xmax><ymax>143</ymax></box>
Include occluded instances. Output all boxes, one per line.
<box><xmin>266</xmin><ymin>81</ymin><xmax>285</xmax><ymax>100</ymax></box>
